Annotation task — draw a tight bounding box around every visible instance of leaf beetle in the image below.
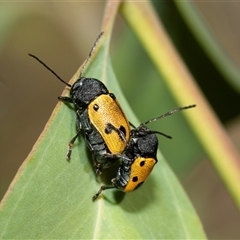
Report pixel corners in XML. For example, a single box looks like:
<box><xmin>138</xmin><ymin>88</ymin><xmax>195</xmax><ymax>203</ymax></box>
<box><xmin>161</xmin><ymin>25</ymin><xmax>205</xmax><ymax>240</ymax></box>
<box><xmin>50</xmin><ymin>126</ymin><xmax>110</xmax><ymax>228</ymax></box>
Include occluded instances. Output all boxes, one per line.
<box><xmin>92</xmin><ymin>104</ymin><xmax>196</xmax><ymax>200</ymax></box>
<box><xmin>29</xmin><ymin>32</ymin><xmax>131</xmax><ymax>174</ymax></box>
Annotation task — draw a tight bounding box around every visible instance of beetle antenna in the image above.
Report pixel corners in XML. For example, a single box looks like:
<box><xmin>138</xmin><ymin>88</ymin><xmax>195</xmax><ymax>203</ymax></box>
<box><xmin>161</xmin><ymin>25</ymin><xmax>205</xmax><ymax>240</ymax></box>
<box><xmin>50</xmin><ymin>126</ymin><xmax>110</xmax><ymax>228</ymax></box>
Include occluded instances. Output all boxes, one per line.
<box><xmin>79</xmin><ymin>31</ymin><xmax>104</xmax><ymax>78</ymax></box>
<box><xmin>129</xmin><ymin>122</ymin><xmax>136</xmax><ymax>129</ymax></box>
<box><xmin>152</xmin><ymin>130</ymin><xmax>172</xmax><ymax>139</ymax></box>
<box><xmin>144</xmin><ymin>104</ymin><xmax>196</xmax><ymax>125</ymax></box>
<box><xmin>28</xmin><ymin>53</ymin><xmax>71</xmax><ymax>87</ymax></box>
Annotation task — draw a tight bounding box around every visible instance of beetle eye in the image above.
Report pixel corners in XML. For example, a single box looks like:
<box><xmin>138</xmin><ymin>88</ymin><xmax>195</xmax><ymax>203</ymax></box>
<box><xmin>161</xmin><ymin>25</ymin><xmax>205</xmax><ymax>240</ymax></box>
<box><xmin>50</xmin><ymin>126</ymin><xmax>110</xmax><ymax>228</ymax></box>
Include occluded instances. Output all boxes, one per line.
<box><xmin>109</xmin><ymin>93</ymin><xmax>116</xmax><ymax>100</ymax></box>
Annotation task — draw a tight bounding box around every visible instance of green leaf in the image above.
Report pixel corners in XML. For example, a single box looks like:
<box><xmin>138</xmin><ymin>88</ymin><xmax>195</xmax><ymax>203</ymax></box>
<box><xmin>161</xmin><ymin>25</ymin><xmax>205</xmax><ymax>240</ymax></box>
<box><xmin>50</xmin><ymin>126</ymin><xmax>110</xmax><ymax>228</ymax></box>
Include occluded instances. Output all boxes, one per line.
<box><xmin>0</xmin><ymin>5</ymin><xmax>206</xmax><ymax>240</ymax></box>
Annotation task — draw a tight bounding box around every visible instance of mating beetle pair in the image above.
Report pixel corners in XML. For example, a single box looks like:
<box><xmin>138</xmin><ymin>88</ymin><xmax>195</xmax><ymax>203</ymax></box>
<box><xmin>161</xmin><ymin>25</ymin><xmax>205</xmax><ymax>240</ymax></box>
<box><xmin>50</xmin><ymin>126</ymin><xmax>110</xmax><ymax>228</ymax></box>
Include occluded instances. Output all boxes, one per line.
<box><xmin>29</xmin><ymin>32</ymin><xmax>196</xmax><ymax>201</ymax></box>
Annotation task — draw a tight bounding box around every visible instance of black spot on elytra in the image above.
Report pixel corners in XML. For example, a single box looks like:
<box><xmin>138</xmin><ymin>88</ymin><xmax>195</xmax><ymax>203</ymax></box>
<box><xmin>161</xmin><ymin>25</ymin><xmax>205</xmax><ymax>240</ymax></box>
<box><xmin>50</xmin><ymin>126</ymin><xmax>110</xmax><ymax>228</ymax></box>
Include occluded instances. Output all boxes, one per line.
<box><xmin>119</xmin><ymin>126</ymin><xmax>126</xmax><ymax>137</ymax></box>
<box><xmin>132</xmin><ymin>176</ymin><xmax>138</xmax><ymax>182</ymax></box>
<box><xmin>93</xmin><ymin>104</ymin><xmax>99</xmax><ymax>111</ymax></box>
<box><xmin>140</xmin><ymin>160</ymin><xmax>145</xmax><ymax>167</ymax></box>
<box><xmin>105</xmin><ymin>123</ymin><xmax>112</xmax><ymax>134</ymax></box>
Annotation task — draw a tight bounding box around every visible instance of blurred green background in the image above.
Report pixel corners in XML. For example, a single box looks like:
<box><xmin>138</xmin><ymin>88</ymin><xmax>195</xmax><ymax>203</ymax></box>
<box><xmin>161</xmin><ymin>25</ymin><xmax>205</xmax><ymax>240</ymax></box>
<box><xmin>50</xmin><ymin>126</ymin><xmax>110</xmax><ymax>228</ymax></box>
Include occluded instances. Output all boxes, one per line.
<box><xmin>0</xmin><ymin>1</ymin><xmax>240</xmax><ymax>239</ymax></box>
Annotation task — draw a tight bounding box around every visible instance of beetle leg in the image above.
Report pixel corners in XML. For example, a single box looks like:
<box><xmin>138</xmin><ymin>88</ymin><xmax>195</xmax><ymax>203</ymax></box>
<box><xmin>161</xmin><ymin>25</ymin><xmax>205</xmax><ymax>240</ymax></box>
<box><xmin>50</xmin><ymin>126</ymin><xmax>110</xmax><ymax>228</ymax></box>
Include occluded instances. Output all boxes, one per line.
<box><xmin>58</xmin><ymin>96</ymin><xmax>73</xmax><ymax>103</ymax></box>
<box><xmin>105</xmin><ymin>123</ymin><xmax>127</xmax><ymax>143</ymax></box>
<box><xmin>101</xmin><ymin>154</ymin><xmax>121</xmax><ymax>168</ymax></box>
<box><xmin>66</xmin><ymin>129</ymin><xmax>81</xmax><ymax>160</ymax></box>
<box><xmin>93</xmin><ymin>159</ymin><xmax>102</xmax><ymax>175</ymax></box>
<box><xmin>94</xmin><ymin>153</ymin><xmax>121</xmax><ymax>174</ymax></box>
<box><xmin>92</xmin><ymin>185</ymin><xmax>115</xmax><ymax>201</ymax></box>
